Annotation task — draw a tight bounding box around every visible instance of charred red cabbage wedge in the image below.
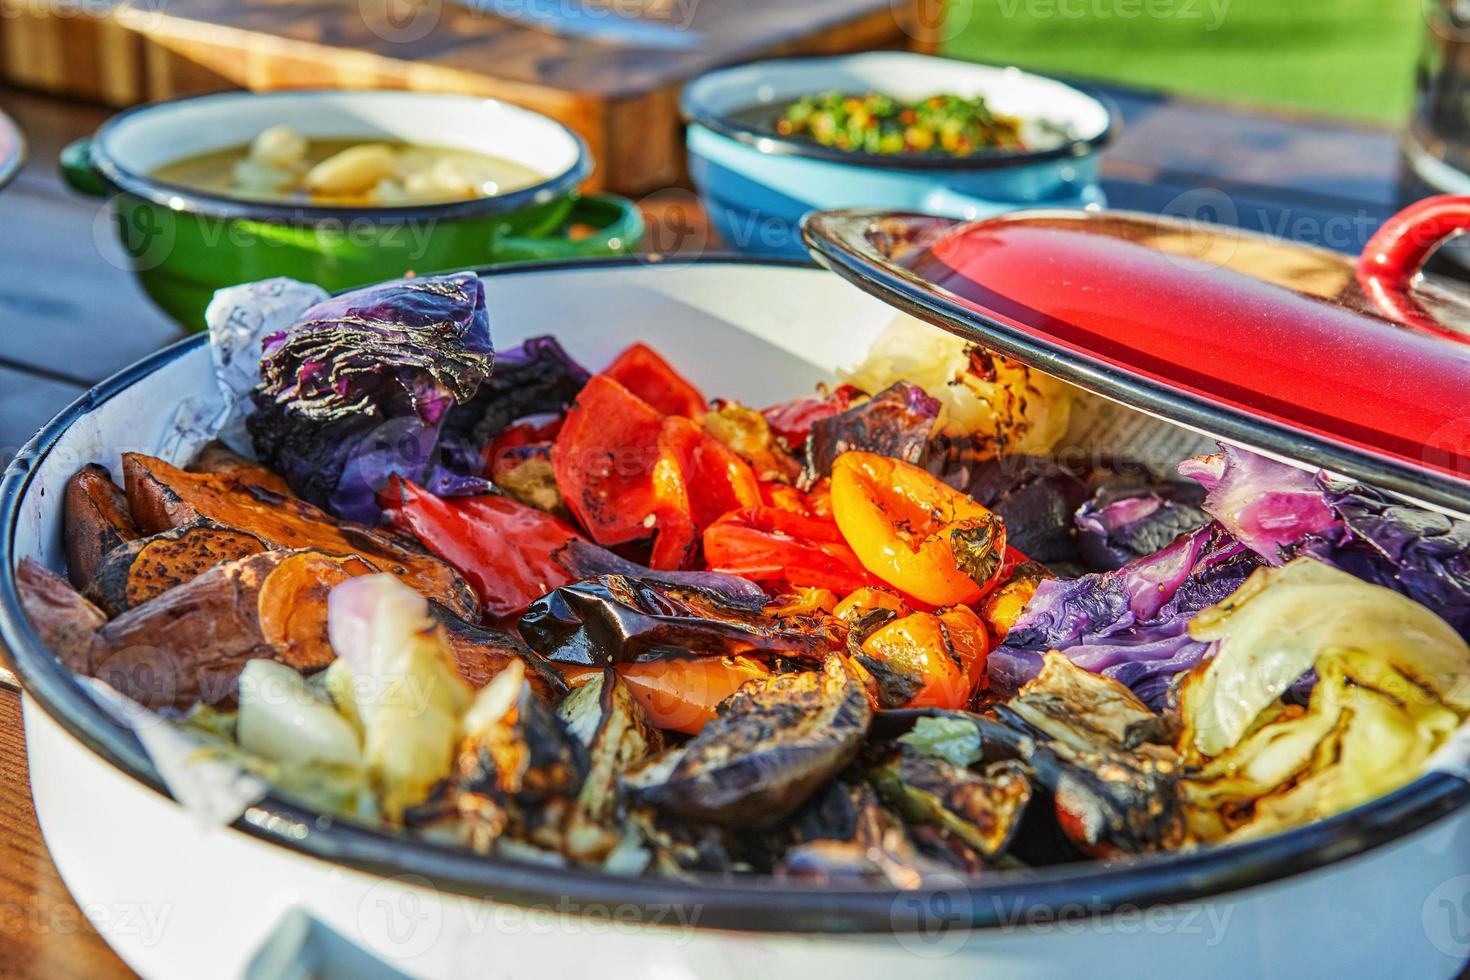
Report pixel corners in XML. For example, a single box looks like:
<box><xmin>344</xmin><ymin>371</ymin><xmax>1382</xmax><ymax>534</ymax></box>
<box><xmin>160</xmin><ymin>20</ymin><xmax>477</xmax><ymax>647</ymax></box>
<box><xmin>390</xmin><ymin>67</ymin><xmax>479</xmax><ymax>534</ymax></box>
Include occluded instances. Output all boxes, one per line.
<box><xmin>63</xmin><ymin>464</ymin><xmax>140</xmax><ymax>588</ymax></box>
<box><xmin>441</xmin><ymin>335</ymin><xmax>590</xmax><ymax>449</ymax></box>
<box><xmin>519</xmin><ymin>573</ymin><xmax>837</xmax><ymax>666</ymax></box>
<box><xmin>248</xmin><ymin>272</ymin><xmax>496</xmax><ymax>524</ymax></box>
<box><xmin>623</xmin><ymin>656</ymin><xmax>872</xmax><ymax>828</ymax></box>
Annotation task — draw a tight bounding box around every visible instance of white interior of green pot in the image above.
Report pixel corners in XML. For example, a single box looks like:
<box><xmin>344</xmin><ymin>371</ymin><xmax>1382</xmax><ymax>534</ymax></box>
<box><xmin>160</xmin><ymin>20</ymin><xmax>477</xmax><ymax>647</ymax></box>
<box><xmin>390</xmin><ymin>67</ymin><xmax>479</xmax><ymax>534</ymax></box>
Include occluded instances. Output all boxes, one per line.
<box><xmin>98</xmin><ymin>90</ymin><xmax>582</xmax><ymax>182</ymax></box>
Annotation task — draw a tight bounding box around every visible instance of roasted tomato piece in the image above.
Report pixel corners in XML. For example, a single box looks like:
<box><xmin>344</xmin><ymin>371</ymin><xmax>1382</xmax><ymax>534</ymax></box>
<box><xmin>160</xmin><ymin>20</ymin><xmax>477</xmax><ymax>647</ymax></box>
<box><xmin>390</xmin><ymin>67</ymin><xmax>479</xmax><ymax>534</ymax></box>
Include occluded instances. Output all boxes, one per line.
<box><xmin>382</xmin><ymin>476</ymin><xmax>581</xmax><ymax>619</ymax></box>
<box><xmin>551</xmin><ymin>375</ymin><xmax>664</xmax><ymax>546</ymax></box>
<box><xmin>831</xmin><ymin>451</ymin><xmax>1007</xmax><ymax>606</ymax></box>
<box><xmin>614</xmin><ymin>655</ymin><xmax>770</xmax><ymax>735</ymax></box>
<box><xmin>703</xmin><ymin>505</ymin><xmax>877</xmax><ymax>593</ymax></box>
<box><xmin>602</xmin><ymin>342</ymin><xmax>707</xmax><ymax>418</ymax></box>
<box><xmin>856</xmin><ymin>605</ymin><xmax>991</xmax><ymax>710</ymax></box>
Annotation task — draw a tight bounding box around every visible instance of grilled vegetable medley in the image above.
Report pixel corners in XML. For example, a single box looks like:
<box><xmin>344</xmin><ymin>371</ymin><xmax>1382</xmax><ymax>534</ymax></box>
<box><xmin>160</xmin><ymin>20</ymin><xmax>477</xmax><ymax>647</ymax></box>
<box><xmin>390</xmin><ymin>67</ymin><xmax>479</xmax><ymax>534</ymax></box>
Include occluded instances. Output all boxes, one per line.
<box><xmin>775</xmin><ymin>91</ymin><xmax>1027</xmax><ymax>156</ymax></box>
<box><xmin>19</xmin><ymin>272</ymin><xmax>1470</xmax><ymax>885</ymax></box>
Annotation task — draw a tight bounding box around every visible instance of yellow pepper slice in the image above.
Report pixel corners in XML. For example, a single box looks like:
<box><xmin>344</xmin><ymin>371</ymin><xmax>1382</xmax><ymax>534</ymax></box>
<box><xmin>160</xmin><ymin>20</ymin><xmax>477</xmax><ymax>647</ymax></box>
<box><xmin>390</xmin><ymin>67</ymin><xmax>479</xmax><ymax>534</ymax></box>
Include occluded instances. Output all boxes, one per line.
<box><xmin>830</xmin><ymin>451</ymin><xmax>1006</xmax><ymax>606</ymax></box>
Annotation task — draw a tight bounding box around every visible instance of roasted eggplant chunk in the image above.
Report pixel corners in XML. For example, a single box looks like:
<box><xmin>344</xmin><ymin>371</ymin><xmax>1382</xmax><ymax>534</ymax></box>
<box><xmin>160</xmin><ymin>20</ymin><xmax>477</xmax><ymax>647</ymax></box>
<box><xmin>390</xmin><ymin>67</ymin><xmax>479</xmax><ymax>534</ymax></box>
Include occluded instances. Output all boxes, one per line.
<box><xmin>801</xmin><ymin>382</ymin><xmax>939</xmax><ymax>488</ymax></box>
<box><xmin>86</xmin><ymin>550</ymin><xmax>372</xmax><ymax>709</ymax></box>
<box><xmin>772</xmin><ymin>780</ymin><xmax>942</xmax><ymax>885</ymax></box>
<box><xmin>520</xmin><ymin>573</ymin><xmax>837</xmax><ymax>666</ymax></box>
<box><xmin>63</xmin><ymin>464</ymin><xmax>141</xmax><ymax>588</ymax></box>
<box><xmin>122</xmin><ymin>452</ymin><xmax>478</xmax><ymax>619</ymax></box>
<box><xmin>869</xmin><ymin>751</ymin><xmax>1031</xmax><ymax>858</ymax></box>
<box><xmin>431</xmin><ymin>604</ymin><xmax>568</xmax><ymax>700</ymax></box>
<box><xmin>1005</xmin><ymin>651</ymin><xmax>1165</xmax><ymax>756</ymax></box>
<box><xmin>1076</xmin><ymin>480</ymin><xmax>1207</xmax><ymax>572</ymax></box>
<box><xmin>84</xmin><ymin>524</ymin><xmax>268</xmax><ymax>616</ymax></box>
<box><xmin>16</xmin><ymin>558</ymin><xmax>106</xmax><ymax>674</ymax></box>
<box><xmin>624</xmin><ymin>656</ymin><xmax>871</xmax><ymax>828</ymax></box>
<box><xmin>994</xmin><ymin>655</ymin><xmax>1186</xmax><ymax>858</ymax></box>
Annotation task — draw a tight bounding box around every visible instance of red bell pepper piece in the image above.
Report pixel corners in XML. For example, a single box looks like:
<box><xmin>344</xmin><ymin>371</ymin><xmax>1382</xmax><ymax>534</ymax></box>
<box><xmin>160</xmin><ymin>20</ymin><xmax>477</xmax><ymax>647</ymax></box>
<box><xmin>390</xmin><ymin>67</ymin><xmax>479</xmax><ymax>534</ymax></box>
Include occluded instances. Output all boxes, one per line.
<box><xmin>602</xmin><ymin>342</ymin><xmax>707</xmax><ymax>418</ymax></box>
<box><xmin>381</xmin><ymin>477</ymin><xmax>581</xmax><ymax>619</ymax></box>
<box><xmin>551</xmin><ymin>374</ymin><xmax>665</xmax><ymax>546</ymax></box>
<box><xmin>648</xmin><ymin>416</ymin><xmax>762</xmax><ymax>569</ymax></box>
<box><xmin>703</xmin><ymin>505</ymin><xmax>878</xmax><ymax>593</ymax></box>
<box><xmin>761</xmin><ymin>385</ymin><xmax>860</xmax><ymax>445</ymax></box>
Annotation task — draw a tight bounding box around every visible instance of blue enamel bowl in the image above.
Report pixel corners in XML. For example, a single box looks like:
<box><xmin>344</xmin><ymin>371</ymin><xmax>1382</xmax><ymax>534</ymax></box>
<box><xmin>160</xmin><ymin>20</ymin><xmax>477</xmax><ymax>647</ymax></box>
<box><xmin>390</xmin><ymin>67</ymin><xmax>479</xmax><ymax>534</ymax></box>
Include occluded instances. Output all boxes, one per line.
<box><xmin>681</xmin><ymin>52</ymin><xmax>1117</xmax><ymax>258</ymax></box>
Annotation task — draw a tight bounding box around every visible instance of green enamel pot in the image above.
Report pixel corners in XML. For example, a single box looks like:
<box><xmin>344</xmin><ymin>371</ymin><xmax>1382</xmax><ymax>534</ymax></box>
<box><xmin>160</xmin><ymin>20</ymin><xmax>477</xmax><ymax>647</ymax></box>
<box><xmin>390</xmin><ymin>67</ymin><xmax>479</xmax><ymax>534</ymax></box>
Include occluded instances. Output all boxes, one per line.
<box><xmin>60</xmin><ymin>89</ymin><xmax>644</xmax><ymax>331</ymax></box>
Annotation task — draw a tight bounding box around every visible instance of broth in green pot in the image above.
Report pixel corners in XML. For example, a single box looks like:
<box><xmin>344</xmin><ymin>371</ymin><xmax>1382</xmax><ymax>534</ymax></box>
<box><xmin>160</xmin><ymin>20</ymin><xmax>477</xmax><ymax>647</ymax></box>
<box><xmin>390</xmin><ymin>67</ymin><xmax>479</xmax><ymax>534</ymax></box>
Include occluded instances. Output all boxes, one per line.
<box><xmin>151</xmin><ymin>125</ymin><xmax>545</xmax><ymax>206</ymax></box>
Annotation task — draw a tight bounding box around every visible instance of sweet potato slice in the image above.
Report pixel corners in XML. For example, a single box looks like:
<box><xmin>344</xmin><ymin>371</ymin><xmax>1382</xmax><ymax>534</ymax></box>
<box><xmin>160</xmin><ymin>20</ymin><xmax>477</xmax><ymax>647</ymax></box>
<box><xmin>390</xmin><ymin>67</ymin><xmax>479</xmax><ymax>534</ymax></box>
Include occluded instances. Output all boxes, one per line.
<box><xmin>63</xmin><ymin>465</ymin><xmax>141</xmax><ymax>588</ymax></box>
<box><xmin>257</xmin><ymin>551</ymin><xmax>374</xmax><ymax>671</ymax></box>
<box><xmin>187</xmin><ymin>441</ymin><xmax>294</xmax><ymax>497</ymax></box>
<box><xmin>431</xmin><ymin>604</ymin><xmax>569</xmax><ymax>702</ymax></box>
<box><xmin>88</xmin><ymin>549</ymin><xmax>374</xmax><ymax>709</ymax></box>
<box><xmin>16</xmin><ymin>558</ymin><xmax>105</xmax><ymax>674</ymax></box>
<box><xmin>84</xmin><ymin>524</ymin><xmax>268</xmax><ymax>616</ymax></box>
<box><xmin>122</xmin><ymin>452</ymin><xmax>478</xmax><ymax>620</ymax></box>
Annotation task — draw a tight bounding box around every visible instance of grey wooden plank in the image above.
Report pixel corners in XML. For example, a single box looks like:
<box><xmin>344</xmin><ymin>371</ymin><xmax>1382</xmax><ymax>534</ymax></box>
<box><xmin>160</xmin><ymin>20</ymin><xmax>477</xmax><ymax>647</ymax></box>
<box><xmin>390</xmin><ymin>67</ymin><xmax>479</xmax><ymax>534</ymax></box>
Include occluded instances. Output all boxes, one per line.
<box><xmin>1092</xmin><ymin>81</ymin><xmax>1401</xmax><ymax>211</ymax></box>
<box><xmin>0</xmin><ymin>185</ymin><xmax>180</xmax><ymax>384</ymax></box>
<box><xmin>0</xmin><ymin>366</ymin><xmax>86</xmax><ymax>470</ymax></box>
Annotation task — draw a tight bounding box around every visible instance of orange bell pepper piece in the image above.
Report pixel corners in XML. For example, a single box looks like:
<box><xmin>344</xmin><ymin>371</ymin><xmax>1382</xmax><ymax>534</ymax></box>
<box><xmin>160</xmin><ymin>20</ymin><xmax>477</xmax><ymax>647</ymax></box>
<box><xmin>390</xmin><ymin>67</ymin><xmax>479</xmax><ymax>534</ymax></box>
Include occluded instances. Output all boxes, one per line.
<box><xmin>858</xmin><ymin>605</ymin><xmax>991</xmax><ymax>710</ymax></box>
<box><xmin>830</xmin><ymin>451</ymin><xmax>1007</xmax><ymax>606</ymax></box>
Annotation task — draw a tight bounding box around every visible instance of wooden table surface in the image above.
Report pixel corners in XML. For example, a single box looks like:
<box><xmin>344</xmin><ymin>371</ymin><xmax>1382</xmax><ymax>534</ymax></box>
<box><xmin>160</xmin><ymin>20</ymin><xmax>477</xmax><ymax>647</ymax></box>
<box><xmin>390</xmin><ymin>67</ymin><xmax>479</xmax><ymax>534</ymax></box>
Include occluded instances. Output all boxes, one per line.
<box><xmin>0</xmin><ymin>81</ymin><xmax>1439</xmax><ymax>977</ymax></box>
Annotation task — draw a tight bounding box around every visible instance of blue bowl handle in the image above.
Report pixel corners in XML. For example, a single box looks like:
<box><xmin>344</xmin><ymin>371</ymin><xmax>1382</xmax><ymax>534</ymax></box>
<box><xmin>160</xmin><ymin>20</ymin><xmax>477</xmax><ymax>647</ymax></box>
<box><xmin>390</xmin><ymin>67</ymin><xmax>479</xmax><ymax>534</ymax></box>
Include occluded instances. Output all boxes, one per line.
<box><xmin>921</xmin><ymin>182</ymin><xmax>1105</xmax><ymax>220</ymax></box>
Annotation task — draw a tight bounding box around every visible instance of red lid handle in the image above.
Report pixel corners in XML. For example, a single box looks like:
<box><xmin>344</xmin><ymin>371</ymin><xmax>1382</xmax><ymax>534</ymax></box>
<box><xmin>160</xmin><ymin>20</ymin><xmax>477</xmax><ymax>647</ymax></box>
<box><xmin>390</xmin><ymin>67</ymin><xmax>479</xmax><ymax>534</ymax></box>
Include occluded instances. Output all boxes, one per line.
<box><xmin>1359</xmin><ymin>194</ymin><xmax>1470</xmax><ymax>288</ymax></box>
<box><xmin>1357</xmin><ymin>194</ymin><xmax>1470</xmax><ymax>337</ymax></box>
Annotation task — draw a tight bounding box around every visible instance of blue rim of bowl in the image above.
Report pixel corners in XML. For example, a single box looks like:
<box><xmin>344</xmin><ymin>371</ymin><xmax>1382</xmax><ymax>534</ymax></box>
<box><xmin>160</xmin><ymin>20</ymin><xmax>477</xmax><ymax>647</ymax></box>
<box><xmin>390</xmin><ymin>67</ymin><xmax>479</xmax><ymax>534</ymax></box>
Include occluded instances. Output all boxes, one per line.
<box><xmin>680</xmin><ymin>55</ymin><xmax>1119</xmax><ymax>173</ymax></box>
<box><xmin>88</xmin><ymin>89</ymin><xmax>592</xmax><ymax>226</ymax></box>
<box><xmin>2</xmin><ymin>254</ymin><xmax>1468</xmax><ymax>936</ymax></box>
<box><xmin>0</xmin><ymin>108</ymin><xmax>26</xmax><ymax>192</ymax></box>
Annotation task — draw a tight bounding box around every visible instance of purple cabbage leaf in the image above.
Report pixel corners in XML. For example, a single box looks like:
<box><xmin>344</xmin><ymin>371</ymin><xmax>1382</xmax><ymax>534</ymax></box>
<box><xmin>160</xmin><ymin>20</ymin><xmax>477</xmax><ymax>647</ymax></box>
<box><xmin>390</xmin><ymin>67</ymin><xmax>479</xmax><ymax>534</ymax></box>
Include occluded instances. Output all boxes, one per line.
<box><xmin>248</xmin><ymin>272</ymin><xmax>494</xmax><ymax>523</ymax></box>
<box><xmin>1176</xmin><ymin>444</ymin><xmax>1333</xmax><ymax>563</ymax></box>
<box><xmin>1075</xmin><ymin>479</ymin><xmax>1208</xmax><ymax>572</ymax></box>
<box><xmin>1181</xmin><ymin>444</ymin><xmax>1470</xmax><ymax>637</ymax></box>
<box><xmin>988</xmin><ymin>523</ymin><xmax>1259</xmax><ymax>708</ymax></box>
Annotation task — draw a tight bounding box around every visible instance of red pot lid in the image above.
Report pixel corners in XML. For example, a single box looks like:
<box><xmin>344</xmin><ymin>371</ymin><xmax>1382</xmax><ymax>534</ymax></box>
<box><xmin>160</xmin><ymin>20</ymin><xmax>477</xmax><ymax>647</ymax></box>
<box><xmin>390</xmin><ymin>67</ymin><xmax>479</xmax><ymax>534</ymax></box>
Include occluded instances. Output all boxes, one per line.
<box><xmin>802</xmin><ymin>197</ymin><xmax>1470</xmax><ymax>514</ymax></box>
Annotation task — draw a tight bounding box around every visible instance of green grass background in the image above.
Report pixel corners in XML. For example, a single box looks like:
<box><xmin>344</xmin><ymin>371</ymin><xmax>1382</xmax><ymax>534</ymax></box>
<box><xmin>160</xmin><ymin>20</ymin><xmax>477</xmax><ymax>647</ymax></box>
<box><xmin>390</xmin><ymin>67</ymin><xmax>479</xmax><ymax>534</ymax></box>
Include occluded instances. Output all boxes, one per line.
<box><xmin>943</xmin><ymin>0</ymin><xmax>1424</xmax><ymax>122</ymax></box>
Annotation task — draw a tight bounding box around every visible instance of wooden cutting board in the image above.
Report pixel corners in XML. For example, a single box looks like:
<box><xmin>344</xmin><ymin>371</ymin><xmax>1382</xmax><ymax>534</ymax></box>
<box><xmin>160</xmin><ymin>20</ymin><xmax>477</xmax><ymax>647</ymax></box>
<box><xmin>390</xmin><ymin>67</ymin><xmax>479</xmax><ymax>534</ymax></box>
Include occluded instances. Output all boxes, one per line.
<box><xmin>0</xmin><ymin>0</ymin><xmax>945</xmax><ymax>193</ymax></box>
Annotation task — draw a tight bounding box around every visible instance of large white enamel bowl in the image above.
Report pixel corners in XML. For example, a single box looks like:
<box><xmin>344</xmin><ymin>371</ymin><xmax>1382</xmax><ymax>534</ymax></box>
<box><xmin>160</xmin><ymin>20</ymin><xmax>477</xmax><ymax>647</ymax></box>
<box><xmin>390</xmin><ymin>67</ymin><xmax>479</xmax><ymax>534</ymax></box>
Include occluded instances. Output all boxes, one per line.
<box><xmin>3</xmin><ymin>259</ymin><xmax>1469</xmax><ymax>978</ymax></box>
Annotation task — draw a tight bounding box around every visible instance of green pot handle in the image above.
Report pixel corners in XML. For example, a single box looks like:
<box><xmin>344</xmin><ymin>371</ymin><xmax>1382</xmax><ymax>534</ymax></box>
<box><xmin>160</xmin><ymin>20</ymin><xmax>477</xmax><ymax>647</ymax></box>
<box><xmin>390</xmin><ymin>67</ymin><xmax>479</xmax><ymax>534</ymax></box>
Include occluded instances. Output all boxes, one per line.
<box><xmin>59</xmin><ymin>137</ymin><xmax>109</xmax><ymax>197</ymax></box>
<box><xmin>494</xmin><ymin>193</ymin><xmax>645</xmax><ymax>263</ymax></box>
